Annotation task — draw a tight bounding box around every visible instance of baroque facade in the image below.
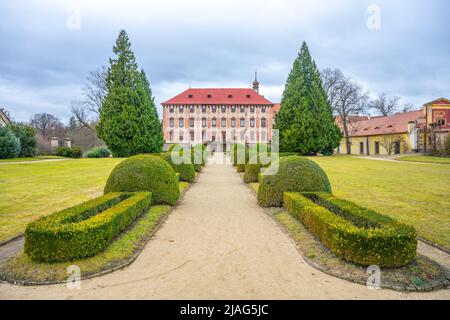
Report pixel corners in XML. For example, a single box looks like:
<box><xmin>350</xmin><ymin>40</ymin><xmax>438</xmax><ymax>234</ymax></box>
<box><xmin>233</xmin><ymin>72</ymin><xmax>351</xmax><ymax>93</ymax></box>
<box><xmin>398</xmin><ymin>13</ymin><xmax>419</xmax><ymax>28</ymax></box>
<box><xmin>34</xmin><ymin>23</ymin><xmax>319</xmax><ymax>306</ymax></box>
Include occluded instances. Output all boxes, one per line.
<box><xmin>162</xmin><ymin>79</ymin><xmax>280</xmax><ymax>151</ymax></box>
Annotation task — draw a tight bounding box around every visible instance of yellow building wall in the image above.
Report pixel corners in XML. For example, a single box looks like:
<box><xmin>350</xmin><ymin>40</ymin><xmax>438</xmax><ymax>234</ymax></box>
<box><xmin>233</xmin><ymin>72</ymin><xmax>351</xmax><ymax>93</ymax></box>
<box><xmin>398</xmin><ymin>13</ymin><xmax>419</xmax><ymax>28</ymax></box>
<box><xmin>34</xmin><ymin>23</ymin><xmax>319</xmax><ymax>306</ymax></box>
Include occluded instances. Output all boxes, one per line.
<box><xmin>338</xmin><ymin>133</ymin><xmax>411</xmax><ymax>156</ymax></box>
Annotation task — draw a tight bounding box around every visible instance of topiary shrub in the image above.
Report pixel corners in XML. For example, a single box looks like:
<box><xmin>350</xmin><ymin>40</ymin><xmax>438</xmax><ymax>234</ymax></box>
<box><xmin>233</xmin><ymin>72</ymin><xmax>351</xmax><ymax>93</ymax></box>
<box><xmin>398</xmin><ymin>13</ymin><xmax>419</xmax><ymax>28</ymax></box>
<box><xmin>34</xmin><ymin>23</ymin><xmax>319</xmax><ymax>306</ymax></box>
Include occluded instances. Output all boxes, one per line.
<box><xmin>86</xmin><ymin>147</ymin><xmax>111</xmax><ymax>158</ymax></box>
<box><xmin>191</xmin><ymin>145</ymin><xmax>204</xmax><ymax>172</ymax></box>
<box><xmin>0</xmin><ymin>126</ymin><xmax>21</xmax><ymax>159</ymax></box>
<box><xmin>243</xmin><ymin>163</ymin><xmax>261</xmax><ymax>183</ymax></box>
<box><xmin>25</xmin><ymin>192</ymin><xmax>151</xmax><ymax>262</ymax></box>
<box><xmin>7</xmin><ymin>123</ymin><xmax>37</xmax><ymax>157</ymax></box>
<box><xmin>55</xmin><ymin>146</ymin><xmax>82</xmax><ymax>158</ymax></box>
<box><xmin>104</xmin><ymin>155</ymin><xmax>180</xmax><ymax>205</ymax></box>
<box><xmin>284</xmin><ymin>192</ymin><xmax>417</xmax><ymax>267</ymax></box>
<box><xmin>231</xmin><ymin>143</ymin><xmax>245</xmax><ymax>166</ymax></box>
<box><xmin>162</xmin><ymin>150</ymin><xmax>196</xmax><ymax>183</ymax></box>
<box><xmin>257</xmin><ymin>156</ymin><xmax>331</xmax><ymax>207</ymax></box>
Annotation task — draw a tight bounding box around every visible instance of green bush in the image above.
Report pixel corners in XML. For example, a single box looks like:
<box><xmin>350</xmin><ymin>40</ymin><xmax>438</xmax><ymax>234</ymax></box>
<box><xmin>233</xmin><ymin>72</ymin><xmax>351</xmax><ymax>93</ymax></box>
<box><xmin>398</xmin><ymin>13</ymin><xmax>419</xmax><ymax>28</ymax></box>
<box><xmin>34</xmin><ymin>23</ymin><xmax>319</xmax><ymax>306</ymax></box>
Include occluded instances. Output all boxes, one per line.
<box><xmin>55</xmin><ymin>146</ymin><xmax>82</xmax><ymax>158</ymax></box>
<box><xmin>284</xmin><ymin>192</ymin><xmax>417</xmax><ymax>267</ymax></box>
<box><xmin>86</xmin><ymin>147</ymin><xmax>111</xmax><ymax>158</ymax></box>
<box><xmin>104</xmin><ymin>155</ymin><xmax>180</xmax><ymax>205</ymax></box>
<box><xmin>257</xmin><ymin>156</ymin><xmax>331</xmax><ymax>207</ymax></box>
<box><xmin>444</xmin><ymin>135</ymin><xmax>450</xmax><ymax>156</ymax></box>
<box><xmin>7</xmin><ymin>123</ymin><xmax>37</xmax><ymax>157</ymax></box>
<box><xmin>191</xmin><ymin>144</ymin><xmax>204</xmax><ymax>172</ymax></box>
<box><xmin>0</xmin><ymin>126</ymin><xmax>21</xmax><ymax>159</ymax></box>
<box><xmin>243</xmin><ymin>163</ymin><xmax>261</xmax><ymax>183</ymax></box>
<box><xmin>231</xmin><ymin>143</ymin><xmax>245</xmax><ymax>166</ymax></box>
<box><xmin>162</xmin><ymin>150</ymin><xmax>196</xmax><ymax>183</ymax></box>
<box><xmin>24</xmin><ymin>192</ymin><xmax>151</xmax><ymax>262</ymax></box>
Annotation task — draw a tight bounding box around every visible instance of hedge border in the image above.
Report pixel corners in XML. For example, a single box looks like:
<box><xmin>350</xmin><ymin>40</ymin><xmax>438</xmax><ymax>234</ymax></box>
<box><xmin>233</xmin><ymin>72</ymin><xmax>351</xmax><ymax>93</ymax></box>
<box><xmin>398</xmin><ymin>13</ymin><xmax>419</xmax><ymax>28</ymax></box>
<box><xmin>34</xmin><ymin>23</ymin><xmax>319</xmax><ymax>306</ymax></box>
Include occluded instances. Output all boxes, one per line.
<box><xmin>283</xmin><ymin>192</ymin><xmax>417</xmax><ymax>267</ymax></box>
<box><xmin>25</xmin><ymin>192</ymin><xmax>152</xmax><ymax>262</ymax></box>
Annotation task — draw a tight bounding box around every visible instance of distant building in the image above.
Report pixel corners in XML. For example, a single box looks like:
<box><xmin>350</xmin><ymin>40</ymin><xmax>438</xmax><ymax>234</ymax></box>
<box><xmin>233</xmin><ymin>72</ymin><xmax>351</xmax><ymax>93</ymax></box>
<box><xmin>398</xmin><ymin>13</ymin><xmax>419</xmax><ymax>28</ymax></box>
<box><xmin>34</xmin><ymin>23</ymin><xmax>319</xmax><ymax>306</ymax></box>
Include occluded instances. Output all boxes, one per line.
<box><xmin>161</xmin><ymin>76</ymin><xmax>279</xmax><ymax>151</ymax></box>
<box><xmin>0</xmin><ymin>108</ymin><xmax>11</xmax><ymax>127</ymax></box>
<box><xmin>336</xmin><ymin>98</ymin><xmax>450</xmax><ymax>155</ymax></box>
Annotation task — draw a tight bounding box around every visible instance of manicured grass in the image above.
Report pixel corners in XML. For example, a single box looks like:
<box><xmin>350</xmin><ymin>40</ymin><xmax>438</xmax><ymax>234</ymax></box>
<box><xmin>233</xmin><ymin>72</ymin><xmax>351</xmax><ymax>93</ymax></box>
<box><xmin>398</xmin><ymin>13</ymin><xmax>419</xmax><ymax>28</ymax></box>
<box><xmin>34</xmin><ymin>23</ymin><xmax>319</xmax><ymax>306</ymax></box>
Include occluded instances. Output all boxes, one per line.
<box><xmin>396</xmin><ymin>155</ymin><xmax>450</xmax><ymax>164</ymax></box>
<box><xmin>0</xmin><ymin>155</ymin><xmax>65</xmax><ymax>163</ymax></box>
<box><xmin>308</xmin><ymin>156</ymin><xmax>450</xmax><ymax>251</ymax></box>
<box><xmin>0</xmin><ymin>158</ymin><xmax>124</xmax><ymax>243</ymax></box>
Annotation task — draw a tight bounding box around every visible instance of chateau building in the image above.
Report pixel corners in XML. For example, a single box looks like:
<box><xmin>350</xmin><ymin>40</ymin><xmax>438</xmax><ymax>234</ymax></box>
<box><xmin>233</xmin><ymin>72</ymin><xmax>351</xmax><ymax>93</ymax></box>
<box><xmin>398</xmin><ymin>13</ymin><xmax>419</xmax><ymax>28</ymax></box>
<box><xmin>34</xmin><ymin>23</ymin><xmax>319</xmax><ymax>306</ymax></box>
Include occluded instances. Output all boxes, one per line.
<box><xmin>336</xmin><ymin>98</ymin><xmax>450</xmax><ymax>155</ymax></box>
<box><xmin>0</xmin><ymin>108</ymin><xmax>11</xmax><ymax>127</ymax></box>
<box><xmin>162</xmin><ymin>77</ymin><xmax>279</xmax><ymax>151</ymax></box>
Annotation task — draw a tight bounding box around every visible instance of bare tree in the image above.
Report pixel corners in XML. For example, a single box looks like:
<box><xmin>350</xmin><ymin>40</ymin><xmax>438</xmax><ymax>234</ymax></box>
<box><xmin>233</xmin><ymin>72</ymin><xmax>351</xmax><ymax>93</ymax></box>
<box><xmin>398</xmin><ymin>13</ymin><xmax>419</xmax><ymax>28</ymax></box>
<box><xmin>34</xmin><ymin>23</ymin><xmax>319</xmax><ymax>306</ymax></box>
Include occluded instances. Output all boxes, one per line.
<box><xmin>369</xmin><ymin>93</ymin><xmax>400</xmax><ymax>116</ymax></box>
<box><xmin>30</xmin><ymin>113</ymin><xmax>63</xmax><ymax>139</ymax></box>
<box><xmin>401</xmin><ymin>103</ymin><xmax>414</xmax><ymax>113</ymax></box>
<box><xmin>82</xmin><ymin>66</ymin><xmax>108</xmax><ymax>115</ymax></box>
<box><xmin>322</xmin><ymin>68</ymin><xmax>368</xmax><ymax>155</ymax></box>
<box><xmin>70</xmin><ymin>66</ymin><xmax>108</xmax><ymax>131</ymax></box>
<box><xmin>380</xmin><ymin>134</ymin><xmax>404</xmax><ymax>155</ymax></box>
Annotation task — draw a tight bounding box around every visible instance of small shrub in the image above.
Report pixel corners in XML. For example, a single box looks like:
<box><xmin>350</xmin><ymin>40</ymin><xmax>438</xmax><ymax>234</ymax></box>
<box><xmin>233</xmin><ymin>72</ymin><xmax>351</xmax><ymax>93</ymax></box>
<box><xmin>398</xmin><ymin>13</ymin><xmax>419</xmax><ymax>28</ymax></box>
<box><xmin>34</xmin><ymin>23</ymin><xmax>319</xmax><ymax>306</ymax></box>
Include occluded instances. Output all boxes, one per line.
<box><xmin>104</xmin><ymin>155</ymin><xmax>180</xmax><ymax>205</ymax></box>
<box><xmin>243</xmin><ymin>163</ymin><xmax>261</xmax><ymax>183</ymax></box>
<box><xmin>444</xmin><ymin>135</ymin><xmax>450</xmax><ymax>156</ymax></box>
<box><xmin>257</xmin><ymin>156</ymin><xmax>331</xmax><ymax>207</ymax></box>
<box><xmin>87</xmin><ymin>147</ymin><xmax>111</xmax><ymax>158</ymax></box>
<box><xmin>284</xmin><ymin>192</ymin><xmax>417</xmax><ymax>267</ymax></box>
<box><xmin>55</xmin><ymin>146</ymin><xmax>83</xmax><ymax>158</ymax></box>
<box><xmin>191</xmin><ymin>144</ymin><xmax>204</xmax><ymax>172</ymax></box>
<box><xmin>0</xmin><ymin>126</ymin><xmax>21</xmax><ymax>159</ymax></box>
<box><xmin>25</xmin><ymin>192</ymin><xmax>151</xmax><ymax>262</ymax></box>
<box><xmin>7</xmin><ymin>123</ymin><xmax>37</xmax><ymax>157</ymax></box>
<box><xmin>162</xmin><ymin>150</ymin><xmax>196</xmax><ymax>183</ymax></box>
<box><xmin>231</xmin><ymin>143</ymin><xmax>246</xmax><ymax>166</ymax></box>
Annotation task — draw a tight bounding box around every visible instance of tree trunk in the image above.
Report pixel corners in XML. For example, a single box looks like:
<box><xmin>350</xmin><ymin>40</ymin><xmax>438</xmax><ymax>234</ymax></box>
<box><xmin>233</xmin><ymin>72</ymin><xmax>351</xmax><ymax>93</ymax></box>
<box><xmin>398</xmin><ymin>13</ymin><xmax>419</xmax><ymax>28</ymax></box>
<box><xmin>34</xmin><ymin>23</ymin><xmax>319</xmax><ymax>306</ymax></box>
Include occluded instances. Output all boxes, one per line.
<box><xmin>342</xmin><ymin>121</ymin><xmax>351</xmax><ymax>155</ymax></box>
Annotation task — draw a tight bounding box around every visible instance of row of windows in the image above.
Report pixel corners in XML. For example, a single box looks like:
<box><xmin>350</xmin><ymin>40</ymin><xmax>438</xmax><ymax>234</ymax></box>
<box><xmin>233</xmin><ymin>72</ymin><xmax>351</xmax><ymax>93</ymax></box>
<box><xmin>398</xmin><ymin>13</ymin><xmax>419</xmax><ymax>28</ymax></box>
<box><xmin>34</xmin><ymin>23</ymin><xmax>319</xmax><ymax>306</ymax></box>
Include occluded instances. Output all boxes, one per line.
<box><xmin>168</xmin><ymin>105</ymin><xmax>267</xmax><ymax>114</ymax></box>
<box><xmin>168</xmin><ymin>130</ymin><xmax>267</xmax><ymax>142</ymax></box>
<box><xmin>169</xmin><ymin>117</ymin><xmax>266</xmax><ymax>128</ymax></box>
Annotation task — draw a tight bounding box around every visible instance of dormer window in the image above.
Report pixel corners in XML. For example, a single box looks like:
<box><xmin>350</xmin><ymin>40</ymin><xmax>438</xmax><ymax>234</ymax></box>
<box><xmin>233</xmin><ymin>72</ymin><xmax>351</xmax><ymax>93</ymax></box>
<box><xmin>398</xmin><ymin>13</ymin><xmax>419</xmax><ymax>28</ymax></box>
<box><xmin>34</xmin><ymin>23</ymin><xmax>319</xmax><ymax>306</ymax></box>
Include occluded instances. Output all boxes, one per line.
<box><xmin>228</xmin><ymin>94</ymin><xmax>233</xmax><ymax>99</ymax></box>
<box><xmin>246</xmin><ymin>94</ymin><xmax>251</xmax><ymax>98</ymax></box>
<box><xmin>188</xmin><ymin>94</ymin><xmax>193</xmax><ymax>98</ymax></box>
<box><xmin>387</xmin><ymin>125</ymin><xmax>393</xmax><ymax>128</ymax></box>
<box><xmin>207</xmin><ymin>94</ymin><xmax>212</xmax><ymax>99</ymax></box>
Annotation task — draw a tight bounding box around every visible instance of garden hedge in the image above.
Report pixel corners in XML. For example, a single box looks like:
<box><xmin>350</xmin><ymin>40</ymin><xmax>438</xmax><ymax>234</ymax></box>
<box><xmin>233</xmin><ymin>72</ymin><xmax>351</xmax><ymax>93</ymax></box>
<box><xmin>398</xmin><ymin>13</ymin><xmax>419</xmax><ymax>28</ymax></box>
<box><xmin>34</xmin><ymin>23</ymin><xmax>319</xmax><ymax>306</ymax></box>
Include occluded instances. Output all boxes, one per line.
<box><xmin>104</xmin><ymin>155</ymin><xmax>179</xmax><ymax>205</ymax></box>
<box><xmin>162</xmin><ymin>150</ymin><xmax>196</xmax><ymax>183</ymax></box>
<box><xmin>25</xmin><ymin>192</ymin><xmax>152</xmax><ymax>262</ymax></box>
<box><xmin>257</xmin><ymin>156</ymin><xmax>331</xmax><ymax>207</ymax></box>
<box><xmin>243</xmin><ymin>163</ymin><xmax>261</xmax><ymax>183</ymax></box>
<box><xmin>191</xmin><ymin>145</ymin><xmax>204</xmax><ymax>172</ymax></box>
<box><xmin>284</xmin><ymin>192</ymin><xmax>417</xmax><ymax>267</ymax></box>
<box><xmin>86</xmin><ymin>147</ymin><xmax>111</xmax><ymax>158</ymax></box>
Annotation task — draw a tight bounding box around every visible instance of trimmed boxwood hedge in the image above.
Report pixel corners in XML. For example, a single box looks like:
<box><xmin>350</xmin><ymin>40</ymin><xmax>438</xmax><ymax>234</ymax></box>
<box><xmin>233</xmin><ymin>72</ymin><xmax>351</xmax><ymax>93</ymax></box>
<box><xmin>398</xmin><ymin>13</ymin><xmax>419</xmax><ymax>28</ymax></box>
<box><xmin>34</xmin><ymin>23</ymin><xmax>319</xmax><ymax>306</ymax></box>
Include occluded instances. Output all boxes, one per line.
<box><xmin>104</xmin><ymin>155</ymin><xmax>179</xmax><ymax>205</ymax></box>
<box><xmin>243</xmin><ymin>163</ymin><xmax>261</xmax><ymax>183</ymax></box>
<box><xmin>162</xmin><ymin>150</ymin><xmax>196</xmax><ymax>182</ymax></box>
<box><xmin>284</xmin><ymin>192</ymin><xmax>417</xmax><ymax>267</ymax></box>
<box><xmin>257</xmin><ymin>156</ymin><xmax>331</xmax><ymax>207</ymax></box>
<box><xmin>25</xmin><ymin>192</ymin><xmax>152</xmax><ymax>262</ymax></box>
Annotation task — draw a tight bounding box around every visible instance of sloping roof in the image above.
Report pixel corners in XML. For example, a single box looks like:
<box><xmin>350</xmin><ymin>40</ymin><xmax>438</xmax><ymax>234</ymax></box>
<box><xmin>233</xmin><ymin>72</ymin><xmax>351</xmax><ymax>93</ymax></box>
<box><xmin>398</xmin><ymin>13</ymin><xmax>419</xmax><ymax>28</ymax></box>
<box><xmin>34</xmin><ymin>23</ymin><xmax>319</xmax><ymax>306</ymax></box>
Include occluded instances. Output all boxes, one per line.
<box><xmin>272</xmin><ymin>103</ymin><xmax>281</xmax><ymax>114</ymax></box>
<box><xmin>348</xmin><ymin>110</ymin><xmax>423</xmax><ymax>137</ymax></box>
<box><xmin>0</xmin><ymin>109</ymin><xmax>11</xmax><ymax>125</ymax></box>
<box><xmin>162</xmin><ymin>88</ymin><xmax>273</xmax><ymax>105</ymax></box>
<box><xmin>424</xmin><ymin>97</ymin><xmax>450</xmax><ymax>106</ymax></box>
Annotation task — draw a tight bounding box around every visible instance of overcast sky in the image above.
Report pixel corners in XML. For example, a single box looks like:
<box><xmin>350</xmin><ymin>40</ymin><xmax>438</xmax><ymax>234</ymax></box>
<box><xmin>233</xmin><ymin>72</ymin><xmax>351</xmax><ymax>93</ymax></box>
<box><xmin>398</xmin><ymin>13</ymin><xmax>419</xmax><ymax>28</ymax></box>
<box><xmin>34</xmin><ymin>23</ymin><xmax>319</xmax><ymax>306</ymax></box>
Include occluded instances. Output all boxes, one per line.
<box><xmin>1</xmin><ymin>0</ymin><xmax>449</xmax><ymax>122</ymax></box>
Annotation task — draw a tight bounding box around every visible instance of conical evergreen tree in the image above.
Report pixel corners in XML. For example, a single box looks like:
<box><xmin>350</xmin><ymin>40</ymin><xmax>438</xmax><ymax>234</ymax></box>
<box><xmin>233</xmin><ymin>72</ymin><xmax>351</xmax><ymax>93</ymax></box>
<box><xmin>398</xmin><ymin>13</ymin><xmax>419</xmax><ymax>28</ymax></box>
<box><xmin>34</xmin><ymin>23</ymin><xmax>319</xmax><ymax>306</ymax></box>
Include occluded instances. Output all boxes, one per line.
<box><xmin>97</xmin><ymin>30</ymin><xmax>164</xmax><ymax>157</ymax></box>
<box><xmin>274</xmin><ymin>42</ymin><xmax>341</xmax><ymax>154</ymax></box>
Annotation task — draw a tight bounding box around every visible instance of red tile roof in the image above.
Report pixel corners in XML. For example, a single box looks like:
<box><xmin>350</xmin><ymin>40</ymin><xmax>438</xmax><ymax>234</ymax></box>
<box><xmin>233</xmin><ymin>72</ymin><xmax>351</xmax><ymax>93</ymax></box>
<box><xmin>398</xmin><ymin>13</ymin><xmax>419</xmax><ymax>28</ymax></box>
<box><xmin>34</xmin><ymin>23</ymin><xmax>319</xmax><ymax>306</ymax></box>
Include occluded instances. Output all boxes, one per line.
<box><xmin>348</xmin><ymin>110</ymin><xmax>423</xmax><ymax>137</ymax></box>
<box><xmin>162</xmin><ymin>88</ymin><xmax>273</xmax><ymax>105</ymax></box>
<box><xmin>424</xmin><ymin>98</ymin><xmax>450</xmax><ymax>106</ymax></box>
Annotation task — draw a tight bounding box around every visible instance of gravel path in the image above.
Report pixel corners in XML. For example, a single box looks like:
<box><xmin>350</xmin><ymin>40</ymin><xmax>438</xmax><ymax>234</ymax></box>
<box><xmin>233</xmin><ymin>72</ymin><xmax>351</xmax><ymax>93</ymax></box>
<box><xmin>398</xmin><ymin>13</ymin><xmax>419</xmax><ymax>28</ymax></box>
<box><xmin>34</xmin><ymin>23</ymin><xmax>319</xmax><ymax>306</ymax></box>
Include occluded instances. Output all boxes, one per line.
<box><xmin>1</xmin><ymin>155</ymin><xmax>449</xmax><ymax>299</ymax></box>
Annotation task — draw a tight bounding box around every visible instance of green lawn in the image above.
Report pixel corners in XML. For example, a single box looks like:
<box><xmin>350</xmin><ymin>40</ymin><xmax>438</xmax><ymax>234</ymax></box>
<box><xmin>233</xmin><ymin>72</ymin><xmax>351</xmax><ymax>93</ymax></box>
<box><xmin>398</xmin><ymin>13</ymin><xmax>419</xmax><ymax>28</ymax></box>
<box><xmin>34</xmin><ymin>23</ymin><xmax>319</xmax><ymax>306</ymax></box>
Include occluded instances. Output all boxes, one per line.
<box><xmin>308</xmin><ymin>156</ymin><xmax>450</xmax><ymax>250</ymax></box>
<box><xmin>0</xmin><ymin>158</ymin><xmax>124</xmax><ymax>243</ymax></box>
<box><xmin>0</xmin><ymin>155</ymin><xmax>65</xmax><ymax>163</ymax></box>
<box><xmin>396</xmin><ymin>155</ymin><xmax>450</xmax><ymax>164</ymax></box>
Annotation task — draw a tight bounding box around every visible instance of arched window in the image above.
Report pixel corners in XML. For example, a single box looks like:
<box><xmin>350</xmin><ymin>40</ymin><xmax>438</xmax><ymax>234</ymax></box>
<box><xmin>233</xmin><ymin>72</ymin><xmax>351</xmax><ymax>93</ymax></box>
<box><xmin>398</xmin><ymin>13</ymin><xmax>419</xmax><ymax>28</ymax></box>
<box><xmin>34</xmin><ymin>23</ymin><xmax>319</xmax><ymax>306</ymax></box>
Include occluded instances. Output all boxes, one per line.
<box><xmin>231</xmin><ymin>117</ymin><xmax>236</xmax><ymax>128</ymax></box>
<box><xmin>212</xmin><ymin>117</ymin><xmax>217</xmax><ymax>127</ymax></box>
<box><xmin>169</xmin><ymin>117</ymin><xmax>174</xmax><ymax>127</ymax></box>
<box><xmin>169</xmin><ymin>130</ymin><xmax>174</xmax><ymax>141</ymax></box>
<box><xmin>250</xmin><ymin>118</ymin><xmax>255</xmax><ymax>128</ymax></box>
<box><xmin>179</xmin><ymin>118</ymin><xmax>184</xmax><ymax>127</ymax></box>
<box><xmin>240</xmin><ymin>118</ymin><xmax>245</xmax><ymax>127</ymax></box>
<box><xmin>190</xmin><ymin>130</ymin><xmax>195</xmax><ymax>141</ymax></box>
<box><xmin>202</xmin><ymin>130</ymin><xmax>206</xmax><ymax>141</ymax></box>
<box><xmin>221</xmin><ymin>117</ymin><xmax>226</xmax><ymax>127</ymax></box>
<box><xmin>189</xmin><ymin>117</ymin><xmax>195</xmax><ymax>127</ymax></box>
<box><xmin>202</xmin><ymin>117</ymin><xmax>207</xmax><ymax>128</ymax></box>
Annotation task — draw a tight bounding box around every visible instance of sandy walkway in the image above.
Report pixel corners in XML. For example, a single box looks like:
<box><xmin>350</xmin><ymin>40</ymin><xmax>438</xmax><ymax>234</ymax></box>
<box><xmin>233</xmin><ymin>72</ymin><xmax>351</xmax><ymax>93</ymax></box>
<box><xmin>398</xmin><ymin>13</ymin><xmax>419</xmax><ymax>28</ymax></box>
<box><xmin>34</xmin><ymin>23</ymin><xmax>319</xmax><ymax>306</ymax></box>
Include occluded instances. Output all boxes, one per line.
<box><xmin>1</xmin><ymin>154</ymin><xmax>449</xmax><ymax>299</ymax></box>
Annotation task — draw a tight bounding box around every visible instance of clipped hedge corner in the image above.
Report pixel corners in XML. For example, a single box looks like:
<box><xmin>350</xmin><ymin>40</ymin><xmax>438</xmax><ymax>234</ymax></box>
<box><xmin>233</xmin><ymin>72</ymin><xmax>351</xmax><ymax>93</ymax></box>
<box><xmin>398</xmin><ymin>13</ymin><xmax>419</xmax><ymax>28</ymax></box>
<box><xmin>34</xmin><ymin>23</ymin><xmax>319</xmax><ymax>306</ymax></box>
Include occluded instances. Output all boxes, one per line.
<box><xmin>257</xmin><ymin>156</ymin><xmax>331</xmax><ymax>207</ymax></box>
<box><xmin>243</xmin><ymin>163</ymin><xmax>261</xmax><ymax>183</ymax></box>
<box><xmin>284</xmin><ymin>192</ymin><xmax>417</xmax><ymax>267</ymax></box>
<box><xmin>25</xmin><ymin>192</ymin><xmax>152</xmax><ymax>262</ymax></box>
<box><xmin>162</xmin><ymin>150</ymin><xmax>196</xmax><ymax>183</ymax></box>
<box><xmin>104</xmin><ymin>154</ymin><xmax>179</xmax><ymax>205</ymax></box>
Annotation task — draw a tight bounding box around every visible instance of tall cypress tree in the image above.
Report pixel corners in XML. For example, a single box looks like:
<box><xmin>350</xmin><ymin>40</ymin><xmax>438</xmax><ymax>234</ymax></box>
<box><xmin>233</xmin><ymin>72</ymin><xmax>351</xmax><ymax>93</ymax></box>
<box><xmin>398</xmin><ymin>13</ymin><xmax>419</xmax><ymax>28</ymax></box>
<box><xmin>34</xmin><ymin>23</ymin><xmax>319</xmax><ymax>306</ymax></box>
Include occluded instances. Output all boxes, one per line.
<box><xmin>275</xmin><ymin>42</ymin><xmax>341</xmax><ymax>154</ymax></box>
<box><xmin>97</xmin><ymin>30</ymin><xmax>163</xmax><ymax>157</ymax></box>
